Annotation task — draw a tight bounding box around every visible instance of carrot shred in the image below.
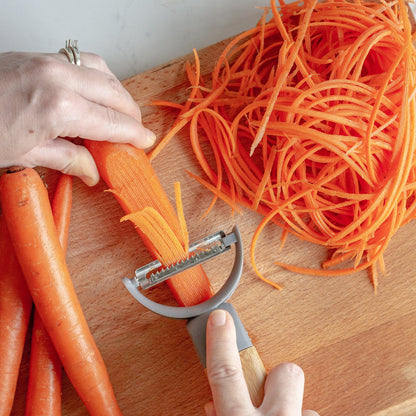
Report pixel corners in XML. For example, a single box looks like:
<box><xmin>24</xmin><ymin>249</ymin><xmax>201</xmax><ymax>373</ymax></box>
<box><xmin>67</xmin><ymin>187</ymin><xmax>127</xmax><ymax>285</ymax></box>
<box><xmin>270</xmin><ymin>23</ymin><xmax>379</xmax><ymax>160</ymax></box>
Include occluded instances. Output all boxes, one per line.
<box><xmin>122</xmin><ymin>207</ymin><xmax>213</xmax><ymax>304</ymax></box>
<box><xmin>154</xmin><ymin>0</ymin><xmax>416</xmax><ymax>290</ymax></box>
<box><xmin>174</xmin><ymin>182</ymin><xmax>189</xmax><ymax>253</ymax></box>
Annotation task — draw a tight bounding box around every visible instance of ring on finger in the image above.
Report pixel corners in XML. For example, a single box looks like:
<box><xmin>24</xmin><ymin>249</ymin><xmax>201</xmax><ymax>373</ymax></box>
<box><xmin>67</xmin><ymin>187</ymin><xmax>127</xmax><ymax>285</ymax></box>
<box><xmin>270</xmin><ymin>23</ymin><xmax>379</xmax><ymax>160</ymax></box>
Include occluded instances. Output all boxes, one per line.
<box><xmin>59</xmin><ymin>40</ymin><xmax>81</xmax><ymax>66</ymax></box>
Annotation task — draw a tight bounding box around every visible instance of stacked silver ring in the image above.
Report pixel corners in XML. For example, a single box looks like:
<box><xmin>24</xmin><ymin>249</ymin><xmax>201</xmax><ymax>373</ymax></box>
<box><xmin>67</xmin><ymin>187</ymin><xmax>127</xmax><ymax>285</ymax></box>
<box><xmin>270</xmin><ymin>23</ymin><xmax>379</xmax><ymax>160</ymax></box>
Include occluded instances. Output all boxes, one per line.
<box><xmin>59</xmin><ymin>40</ymin><xmax>81</xmax><ymax>65</ymax></box>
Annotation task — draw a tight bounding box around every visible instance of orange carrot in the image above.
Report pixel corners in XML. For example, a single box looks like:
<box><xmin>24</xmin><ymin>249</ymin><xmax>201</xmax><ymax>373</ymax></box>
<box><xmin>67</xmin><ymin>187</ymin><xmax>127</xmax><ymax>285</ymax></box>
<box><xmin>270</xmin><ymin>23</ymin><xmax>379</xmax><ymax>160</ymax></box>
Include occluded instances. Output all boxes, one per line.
<box><xmin>174</xmin><ymin>182</ymin><xmax>189</xmax><ymax>253</ymax></box>
<box><xmin>155</xmin><ymin>0</ymin><xmax>416</xmax><ymax>290</ymax></box>
<box><xmin>0</xmin><ymin>214</ymin><xmax>32</xmax><ymax>416</ymax></box>
<box><xmin>0</xmin><ymin>167</ymin><xmax>122</xmax><ymax>416</ymax></box>
<box><xmin>25</xmin><ymin>312</ymin><xmax>61</xmax><ymax>416</ymax></box>
<box><xmin>25</xmin><ymin>174</ymin><xmax>73</xmax><ymax>416</ymax></box>
<box><xmin>51</xmin><ymin>174</ymin><xmax>73</xmax><ymax>253</ymax></box>
<box><xmin>84</xmin><ymin>140</ymin><xmax>213</xmax><ymax>306</ymax></box>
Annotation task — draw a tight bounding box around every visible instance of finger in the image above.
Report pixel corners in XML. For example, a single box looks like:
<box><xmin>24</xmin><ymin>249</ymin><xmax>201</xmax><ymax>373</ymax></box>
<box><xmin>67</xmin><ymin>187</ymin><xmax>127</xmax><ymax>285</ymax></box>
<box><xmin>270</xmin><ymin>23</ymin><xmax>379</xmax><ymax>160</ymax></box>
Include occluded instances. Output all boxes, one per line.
<box><xmin>259</xmin><ymin>362</ymin><xmax>305</xmax><ymax>415</ymax></box>
<box><xmin>50</xmin><ymin>52</ymin><xmax>143</xmax><ymax>123</ymax></box>
<box><xmin>21</xmin><ymin>138</ymin><xmax>99</xmax><ymax>186</ymax></box>
<box><xmin>35</xmin><ymin>87</ymin><xmax>155</xmax><ymax>149</ymax></box>
<box><xmin>79</xmin><ymin>52</ymin><xmax>113</xmax><ymax>74</ymax></box>
<box><xmin>204</xmin><ymin>401</ymin><xmax>217</xmax><ymax>416</ymax></box>
<box><xmin>206</xmin><ymin>309</ymin><xmax>254</xmax><ymax>415</ymax></box>
<box><xmin>65</xmin><ymin>63</ymin><xmax>143</xmax><ymax>123</ymax></box>
<box><xmin>57</xmin><ymin>51</ymin><xmax>114</xmax><ymax>76</ymax></box>
<box><xmin>303</xmin><ymin>410</ymin><xmax>320</xmax><ymax>416</ymax></box>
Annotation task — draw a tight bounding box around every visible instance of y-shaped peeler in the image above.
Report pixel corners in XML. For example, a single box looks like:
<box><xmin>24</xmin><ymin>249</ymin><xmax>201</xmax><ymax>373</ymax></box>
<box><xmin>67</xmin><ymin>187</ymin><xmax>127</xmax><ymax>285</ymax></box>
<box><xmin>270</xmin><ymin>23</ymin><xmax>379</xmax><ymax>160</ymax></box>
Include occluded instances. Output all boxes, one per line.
<box><xmin>123</xmin><ymin>226</ymin><xmax>267</xmax><ymax>407</ymax></box>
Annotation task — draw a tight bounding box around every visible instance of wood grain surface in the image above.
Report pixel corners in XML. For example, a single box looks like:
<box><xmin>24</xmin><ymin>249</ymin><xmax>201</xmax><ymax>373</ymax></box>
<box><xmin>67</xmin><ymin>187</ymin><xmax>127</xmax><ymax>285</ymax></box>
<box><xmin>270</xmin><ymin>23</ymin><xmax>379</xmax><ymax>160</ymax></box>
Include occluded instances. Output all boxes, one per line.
<box><xmin>8</xmin><ymin>39</ymin><xmax>416</xmax><ymax>416</ymax></box>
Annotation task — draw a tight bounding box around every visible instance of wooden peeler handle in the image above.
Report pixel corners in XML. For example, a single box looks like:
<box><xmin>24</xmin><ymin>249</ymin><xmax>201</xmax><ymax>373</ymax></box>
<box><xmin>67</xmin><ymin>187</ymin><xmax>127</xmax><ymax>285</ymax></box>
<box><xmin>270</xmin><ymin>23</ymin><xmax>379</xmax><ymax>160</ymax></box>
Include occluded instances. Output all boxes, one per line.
<box><xmin>239</xmin><ymin>345</ymin><xmax>267</xmax><ymax>407</ymax></box>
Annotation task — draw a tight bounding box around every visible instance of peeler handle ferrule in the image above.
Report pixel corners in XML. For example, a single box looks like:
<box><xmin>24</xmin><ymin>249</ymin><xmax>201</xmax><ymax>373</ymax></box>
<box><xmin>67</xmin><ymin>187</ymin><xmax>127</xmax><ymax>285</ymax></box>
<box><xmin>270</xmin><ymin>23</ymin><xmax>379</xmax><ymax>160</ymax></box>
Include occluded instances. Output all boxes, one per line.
<box><xmin>185</xmin><ymin>302</ymin><xmax>252</xmax><ymax>367</ymax></box>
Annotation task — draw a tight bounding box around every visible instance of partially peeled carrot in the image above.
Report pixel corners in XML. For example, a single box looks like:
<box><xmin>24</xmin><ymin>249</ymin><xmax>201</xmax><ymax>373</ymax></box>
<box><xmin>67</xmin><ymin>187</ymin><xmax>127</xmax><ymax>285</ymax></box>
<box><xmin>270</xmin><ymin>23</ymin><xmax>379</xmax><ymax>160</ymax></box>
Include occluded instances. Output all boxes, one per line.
<box><xmin>85</xmin><ymin>140</ymin><xmax>213</xmax><ymax>306</ymax></box>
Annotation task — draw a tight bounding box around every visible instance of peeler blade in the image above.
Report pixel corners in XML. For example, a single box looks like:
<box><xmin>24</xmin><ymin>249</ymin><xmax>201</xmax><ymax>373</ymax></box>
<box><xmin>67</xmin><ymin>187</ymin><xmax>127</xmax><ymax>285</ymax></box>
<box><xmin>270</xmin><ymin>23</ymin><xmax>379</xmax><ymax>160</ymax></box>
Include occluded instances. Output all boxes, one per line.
<box><xmin>122</xmin><ymin>226</ymin><xmax>243</xmax><ymax>319</ymax></box>
<box><xmin>132</xmin><ymin>230</ymin><xmax>237</xmax><ymax>290</ymax></box>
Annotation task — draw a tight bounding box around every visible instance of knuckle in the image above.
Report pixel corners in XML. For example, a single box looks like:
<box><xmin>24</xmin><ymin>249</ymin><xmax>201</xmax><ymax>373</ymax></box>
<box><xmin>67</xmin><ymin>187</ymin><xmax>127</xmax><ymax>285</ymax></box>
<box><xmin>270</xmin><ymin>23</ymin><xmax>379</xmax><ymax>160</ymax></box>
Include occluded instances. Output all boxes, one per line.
<box><xmin>104</xmin><ymin>107</ymin><xmax>121</xmax><ymax>139</ymax></box>
<box><xmin>54</xmin><ymin>143</ymin><xmax>84</xmax><ymax>175</ymax></box>
<box><xmin>59</xmin><ymin>151</ymin><xmax>78</xmax><ymax>174</ymax></box>
<box><xmin>23</xmin><ymin>57</ymin><xmax>75</xmax><ymax>122</ymax></box>
<box><xmin>25</xmin><ymin>87</ymin><xmax>73</xmax><ymax>133</ymax></box>
<box><xmin>106</xmin><ymin>75</ymin><xmax>139</xmax><ymax>113</ymax></box>
<box><xmin>41</xmin><ymin>88</ymin><xmax>73</xmax><ymax>121</ymax></box>
<box><xmin>84</xmin><ymin>52</ymin><xmax>110</xmax><ymax>72</ymax></box>
<box><xmin>27</xmin><ymin>55</ymin><xmax>65</xmax><ymax>79</ymax></box>
<box><xmin>207</xmin><ymin>363</ymin><xmax>242</xmax><ymax>384</ymax></box>
<box><xmin>106</xmin><ymin>76</ymin><xmax>142</xmax><ymax>121</ymax></box>
<box><xmin>107</xmin><ymin>75</ymin><xmax>125</xmax><ymax>97</ymax></box>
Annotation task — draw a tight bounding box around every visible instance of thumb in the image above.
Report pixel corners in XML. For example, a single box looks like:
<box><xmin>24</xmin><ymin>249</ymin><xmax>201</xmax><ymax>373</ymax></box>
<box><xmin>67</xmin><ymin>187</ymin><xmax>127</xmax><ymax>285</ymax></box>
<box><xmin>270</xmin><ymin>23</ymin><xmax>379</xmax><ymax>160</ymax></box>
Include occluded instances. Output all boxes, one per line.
<box><xmin>205</xmin><ymin>309</ymin><xmax>254</xmax><ymax>415</ymax></box>
<box><xmin>21</xmin><ymin>138</ymin><xmax>99</xmax><ymax>186</ymax></box>
<box><xmin>204</xmin><ymin>401</ymin><xmax>216</xmax><ymax>416</ymax></box>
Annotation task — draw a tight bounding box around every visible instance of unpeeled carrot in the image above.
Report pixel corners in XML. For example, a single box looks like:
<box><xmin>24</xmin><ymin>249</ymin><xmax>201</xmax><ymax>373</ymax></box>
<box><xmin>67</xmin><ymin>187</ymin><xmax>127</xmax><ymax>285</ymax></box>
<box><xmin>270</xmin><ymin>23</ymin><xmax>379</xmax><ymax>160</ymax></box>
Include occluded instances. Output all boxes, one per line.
<box><xmin>25</xmin><ymin>312</ymin><xmax>62</xmax><ymax>416</ymax></box>
<box><xmin>154</xmin><ymin>0</ymin><xmax>416</xmax><ymax>290</ymax></box>
<box><xmin>0</xmin><ymin>167</ymin><xmax>122</xmax><ymax>416</ymax></box>
<box><xmin>0</xmin><ymin>214</ymin><xmax>32</xmax><ymax>416</ymax></box>
<box><xmin>51</xmin><ymin>174</ymin><xmax>73</xmax><ymax>253</ymax></box>
<box><xmin>25</xmin><ymin>173</ymin><xmax>73</xmax><ymax>416</ymax></box>
<box><xmin>85</xmin><ymin>140</ymin><xmax>213</xmax><ymax>306</ymax></box>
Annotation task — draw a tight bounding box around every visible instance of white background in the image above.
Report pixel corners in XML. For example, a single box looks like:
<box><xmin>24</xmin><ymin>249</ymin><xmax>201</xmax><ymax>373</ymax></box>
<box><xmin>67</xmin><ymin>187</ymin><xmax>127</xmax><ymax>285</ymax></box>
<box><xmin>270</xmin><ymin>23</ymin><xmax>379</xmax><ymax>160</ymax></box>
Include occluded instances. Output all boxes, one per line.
<box><xmin>0</xmin><ymin>0</ymin><xmax>268</xmax><ymax>80</ymax></box>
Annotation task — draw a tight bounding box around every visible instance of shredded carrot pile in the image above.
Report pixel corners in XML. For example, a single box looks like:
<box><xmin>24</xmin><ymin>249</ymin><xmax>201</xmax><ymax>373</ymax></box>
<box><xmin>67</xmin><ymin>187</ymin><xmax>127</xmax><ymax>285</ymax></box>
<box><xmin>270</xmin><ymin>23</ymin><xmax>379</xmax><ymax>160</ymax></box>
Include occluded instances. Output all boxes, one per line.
<box><xmin>152</xmin><ymin>0</ymin><xmax>416</xmax><ymax>290</ymax></box>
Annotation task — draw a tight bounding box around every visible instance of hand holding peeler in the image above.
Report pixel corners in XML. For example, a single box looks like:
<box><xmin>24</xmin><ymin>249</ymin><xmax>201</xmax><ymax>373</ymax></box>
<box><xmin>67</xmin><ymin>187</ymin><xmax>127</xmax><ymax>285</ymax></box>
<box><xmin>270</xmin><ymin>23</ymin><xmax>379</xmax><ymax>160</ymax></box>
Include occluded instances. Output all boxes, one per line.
<box><xmin>123</xmin><ymin>226</ymin><xmax>267</xmax><ymax>407</ymax></box>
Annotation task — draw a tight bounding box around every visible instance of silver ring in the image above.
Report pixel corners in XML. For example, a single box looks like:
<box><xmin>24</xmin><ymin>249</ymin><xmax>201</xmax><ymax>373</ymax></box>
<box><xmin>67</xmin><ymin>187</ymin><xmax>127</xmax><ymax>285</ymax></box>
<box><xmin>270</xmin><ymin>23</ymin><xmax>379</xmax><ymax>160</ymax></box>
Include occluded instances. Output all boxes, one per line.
<box><xmin>59</xmin><ymin>40</ymin><xmax>81</xmax><ymax>66</ymax></box>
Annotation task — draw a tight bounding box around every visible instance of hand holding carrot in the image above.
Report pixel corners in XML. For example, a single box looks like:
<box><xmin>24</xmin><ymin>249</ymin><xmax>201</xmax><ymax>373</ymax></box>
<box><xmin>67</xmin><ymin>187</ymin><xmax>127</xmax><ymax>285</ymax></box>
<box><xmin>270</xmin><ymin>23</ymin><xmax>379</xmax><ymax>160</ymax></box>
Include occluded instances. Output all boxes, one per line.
<box><xmin>205</xmin><ymin>310</ymin><xmax>319</xmax><ymax>416</ymax></box>
<box><xmin>0</xmin><ymin>51</ymin><xmax>156</xmax><ymax>186</ymax></box>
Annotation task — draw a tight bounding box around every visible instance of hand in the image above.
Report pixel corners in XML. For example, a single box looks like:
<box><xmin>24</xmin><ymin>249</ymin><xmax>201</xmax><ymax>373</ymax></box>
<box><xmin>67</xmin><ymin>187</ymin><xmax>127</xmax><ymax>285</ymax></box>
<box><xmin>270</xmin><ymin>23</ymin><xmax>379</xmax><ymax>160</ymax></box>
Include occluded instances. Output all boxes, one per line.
<box><xmin>0</xmin><ymin>51</ymin><xmax>156</xmax><ymax>186</ymax></box>
<box><xmin>205</xmin><ymin>309</ymin><xmax>319</xmax><ymax>416</ymax></box>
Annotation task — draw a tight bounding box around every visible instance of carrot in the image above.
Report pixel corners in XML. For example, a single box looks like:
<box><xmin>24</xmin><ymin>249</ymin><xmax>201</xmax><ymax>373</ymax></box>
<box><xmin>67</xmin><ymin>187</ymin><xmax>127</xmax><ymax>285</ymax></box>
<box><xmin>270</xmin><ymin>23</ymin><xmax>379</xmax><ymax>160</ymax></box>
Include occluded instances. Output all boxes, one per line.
<box><xmin>51</xmin><ymin>174</ymin><xmax>73</xmax><ymax>253</ymax></box>
<box><xmin>0</xmin><ymin>214</ymin><xmax>32</xmax><ymax>416</ymax></box>
<box><xmin>84</xmin><ymin>140</ymin><xmax>213</xmax><ymax>306</ymax></box>
<box><xmin>25</xmin><ymin>174</ymin><xmax>73</xmax><ymax>416</ymax></box>
<box><xmin>174</xmin><ymin>181</ymin><xmax>190</xmax><ymax>253</ymax></box>
<box><xmin>0</xmin><ymin>167</ymin><xmax>122</xmax><ymax>416</ymax></box>
<box><xmin>25</xmin><ymin>312</ymin><xmax>62</xmax><ymax>416</ymax></box>
<box><xmin>154</xmin><ymin>0</ymin><xmax>416</xmax><ymax>290</ymax></box>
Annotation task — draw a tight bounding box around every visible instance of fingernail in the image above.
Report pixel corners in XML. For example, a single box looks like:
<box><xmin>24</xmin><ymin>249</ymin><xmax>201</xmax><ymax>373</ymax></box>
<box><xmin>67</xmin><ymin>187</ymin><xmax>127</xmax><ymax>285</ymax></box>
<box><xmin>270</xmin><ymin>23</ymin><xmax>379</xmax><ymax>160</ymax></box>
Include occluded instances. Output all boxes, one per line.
<box><xmin>80</xmin><ymin>174</ymin><xmax>99</xmax><ymax>187</ymax></box>
<box><xmin>144</xmin><ymin>128</ymin><xmax>156</xmax><ymax>146</ymax></box>
<box><xmin>210</xmin><ymin>309</ymin><xmax>227</xmax><ymax>327</ymax></box>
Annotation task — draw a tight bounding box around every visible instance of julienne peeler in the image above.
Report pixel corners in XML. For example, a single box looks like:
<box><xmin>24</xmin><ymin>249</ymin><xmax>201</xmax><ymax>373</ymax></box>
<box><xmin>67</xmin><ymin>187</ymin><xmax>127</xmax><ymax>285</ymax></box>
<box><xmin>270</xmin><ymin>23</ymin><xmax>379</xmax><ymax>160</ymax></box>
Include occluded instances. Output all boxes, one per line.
<box><xmin>123</xmin><ymin>225</ymin><xmax>268</xmax><ymax>407</ymax></box>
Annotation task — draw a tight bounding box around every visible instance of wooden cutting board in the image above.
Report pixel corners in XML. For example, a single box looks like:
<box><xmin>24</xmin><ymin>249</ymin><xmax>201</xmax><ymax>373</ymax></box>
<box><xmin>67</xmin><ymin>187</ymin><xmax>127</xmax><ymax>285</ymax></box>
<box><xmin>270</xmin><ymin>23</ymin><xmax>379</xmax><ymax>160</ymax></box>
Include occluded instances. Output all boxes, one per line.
<box><xmin>10</xmin><ymin>38</ymin><xmax>416</xmax><ymax>416</ymax></box>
